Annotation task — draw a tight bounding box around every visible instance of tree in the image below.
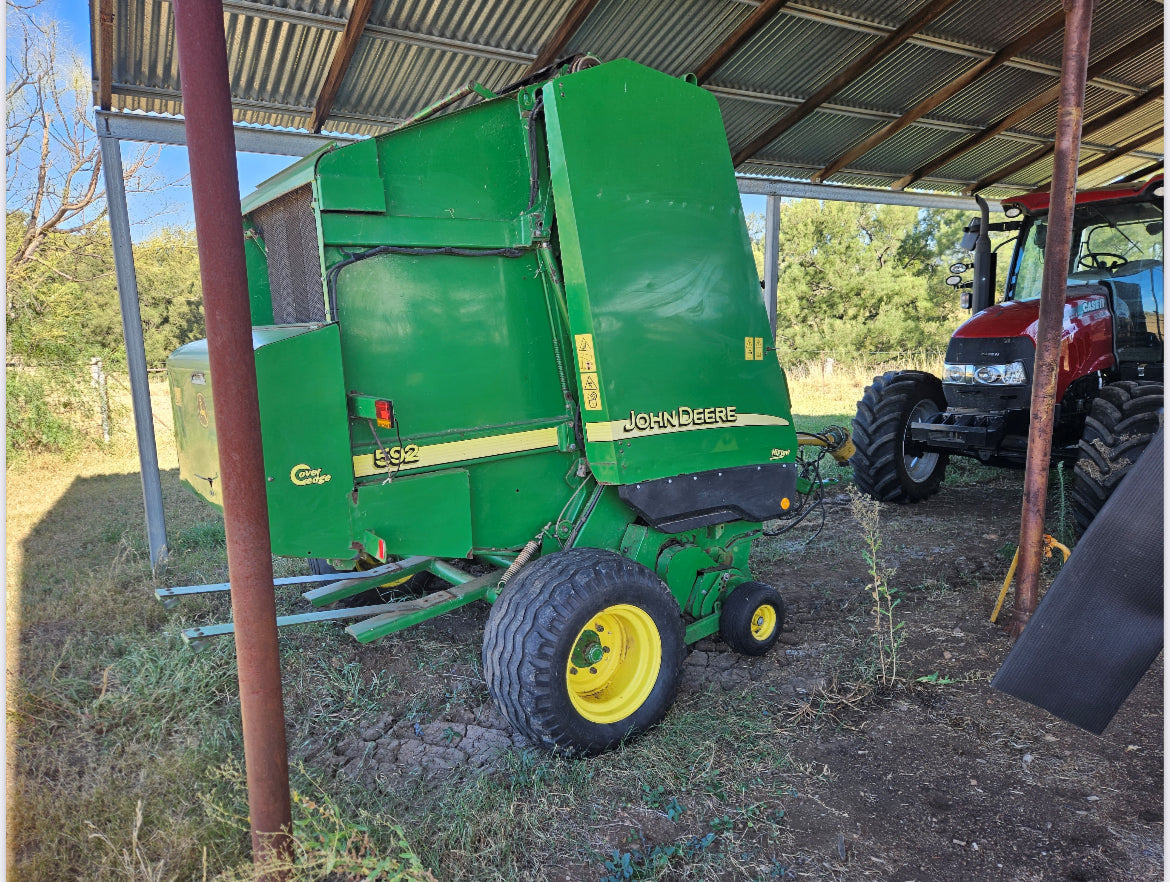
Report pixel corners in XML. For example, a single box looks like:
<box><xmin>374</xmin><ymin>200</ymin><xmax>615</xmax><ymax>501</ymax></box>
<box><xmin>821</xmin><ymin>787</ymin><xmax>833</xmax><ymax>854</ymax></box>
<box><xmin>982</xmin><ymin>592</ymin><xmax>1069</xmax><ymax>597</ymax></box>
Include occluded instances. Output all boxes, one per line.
<box><xmin>768</xmin><ymin>200</ymin><xmax>967</xmax><ymax>358</ymax></box>
<box><xmin>5</xmin><ymin>2</ymin><xmax>159</xmax><ymax>352</ymax></box>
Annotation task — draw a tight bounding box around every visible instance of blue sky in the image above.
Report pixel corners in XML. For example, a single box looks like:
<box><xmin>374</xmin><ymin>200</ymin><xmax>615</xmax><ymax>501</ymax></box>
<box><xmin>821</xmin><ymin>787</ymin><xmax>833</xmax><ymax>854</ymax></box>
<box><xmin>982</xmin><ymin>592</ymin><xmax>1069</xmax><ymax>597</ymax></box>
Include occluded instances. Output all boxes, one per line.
<box><xmin>35</xmin><ymin>0</ymin><xmax>765</xmax><ymax>233</ymax></box>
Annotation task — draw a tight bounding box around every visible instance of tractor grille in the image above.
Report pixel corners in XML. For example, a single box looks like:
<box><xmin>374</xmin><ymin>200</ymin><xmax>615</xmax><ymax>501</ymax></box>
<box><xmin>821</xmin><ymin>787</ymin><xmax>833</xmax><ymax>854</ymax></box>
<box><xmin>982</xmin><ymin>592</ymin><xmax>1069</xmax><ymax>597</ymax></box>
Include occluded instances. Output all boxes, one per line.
<box><xmin>250</xmin><ymin>185</ymin><xmax>327</xmax><ymax>324</ymax></box>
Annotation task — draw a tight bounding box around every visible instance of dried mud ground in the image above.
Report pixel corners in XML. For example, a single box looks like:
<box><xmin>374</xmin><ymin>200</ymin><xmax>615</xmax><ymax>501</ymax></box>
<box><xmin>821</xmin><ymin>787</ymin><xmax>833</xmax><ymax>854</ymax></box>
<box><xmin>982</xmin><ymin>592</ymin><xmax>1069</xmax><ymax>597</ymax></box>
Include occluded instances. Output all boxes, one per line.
<box><xmin>292</xmin><ymin>468</ymin><xmax>1163</xmax><ymax>882</ymax></box>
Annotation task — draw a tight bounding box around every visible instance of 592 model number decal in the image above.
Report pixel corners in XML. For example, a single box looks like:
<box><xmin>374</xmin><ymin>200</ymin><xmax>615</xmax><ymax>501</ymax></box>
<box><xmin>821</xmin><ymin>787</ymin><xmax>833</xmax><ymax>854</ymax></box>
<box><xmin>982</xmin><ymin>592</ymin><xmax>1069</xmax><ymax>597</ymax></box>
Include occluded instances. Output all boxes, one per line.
<box><xmin>373</xmin><ymin>445</ymin><xmax>421</xmax><ymax>469</ymax></box>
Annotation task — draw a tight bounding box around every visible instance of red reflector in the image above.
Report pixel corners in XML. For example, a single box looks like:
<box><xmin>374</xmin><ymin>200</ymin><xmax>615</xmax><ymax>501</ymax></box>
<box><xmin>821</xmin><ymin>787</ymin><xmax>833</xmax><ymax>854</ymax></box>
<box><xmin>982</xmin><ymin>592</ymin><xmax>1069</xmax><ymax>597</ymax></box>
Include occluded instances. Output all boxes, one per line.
<box><xmin>375</xmin><ymin>400</ymin><xmax>392</xmax><ymax>423</ymax></box>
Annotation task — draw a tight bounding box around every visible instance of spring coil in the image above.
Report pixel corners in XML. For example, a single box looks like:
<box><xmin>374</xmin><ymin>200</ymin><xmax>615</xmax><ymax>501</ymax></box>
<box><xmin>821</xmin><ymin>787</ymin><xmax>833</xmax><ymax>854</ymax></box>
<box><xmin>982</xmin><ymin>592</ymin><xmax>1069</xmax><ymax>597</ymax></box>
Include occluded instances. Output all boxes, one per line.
<box><xmin>498</xmin><ymin>523</ymin><xmax>551</xmax><ymax>589</ymax></box>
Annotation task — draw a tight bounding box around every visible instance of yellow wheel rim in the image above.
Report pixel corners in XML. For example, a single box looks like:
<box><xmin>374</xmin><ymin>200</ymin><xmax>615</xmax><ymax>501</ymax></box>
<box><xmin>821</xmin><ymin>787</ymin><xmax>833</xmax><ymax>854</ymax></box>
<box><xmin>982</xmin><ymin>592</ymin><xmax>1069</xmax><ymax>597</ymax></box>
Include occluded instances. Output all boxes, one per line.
<box><xmin>566</xmin><ymin>604</ymin><xmax>661</xmax><ymax>724</ymax></box>
<box><xmin>750</xmin><ymin>603</ymin><xmax>777</xmax><ymax>641</ymax></box>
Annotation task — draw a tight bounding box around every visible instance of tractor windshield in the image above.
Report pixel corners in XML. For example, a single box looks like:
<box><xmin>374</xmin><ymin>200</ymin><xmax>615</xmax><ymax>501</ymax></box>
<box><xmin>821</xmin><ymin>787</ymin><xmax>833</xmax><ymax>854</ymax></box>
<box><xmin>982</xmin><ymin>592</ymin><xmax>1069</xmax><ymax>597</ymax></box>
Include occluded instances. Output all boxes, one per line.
<box><xmin>1007</xmin><ymin>199</ymin><xmax>1164</xmax><ymax>303</ymax></box>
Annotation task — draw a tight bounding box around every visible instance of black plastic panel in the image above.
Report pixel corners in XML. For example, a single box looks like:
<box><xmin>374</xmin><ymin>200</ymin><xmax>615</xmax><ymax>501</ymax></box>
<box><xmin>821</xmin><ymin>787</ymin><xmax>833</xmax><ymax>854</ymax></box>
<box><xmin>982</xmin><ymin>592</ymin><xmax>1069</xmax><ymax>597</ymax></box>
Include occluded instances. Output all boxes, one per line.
<box><xmin>618</xmin><ymin>463</ymin><xmax>798</xmax><ymax>534</ymax></box>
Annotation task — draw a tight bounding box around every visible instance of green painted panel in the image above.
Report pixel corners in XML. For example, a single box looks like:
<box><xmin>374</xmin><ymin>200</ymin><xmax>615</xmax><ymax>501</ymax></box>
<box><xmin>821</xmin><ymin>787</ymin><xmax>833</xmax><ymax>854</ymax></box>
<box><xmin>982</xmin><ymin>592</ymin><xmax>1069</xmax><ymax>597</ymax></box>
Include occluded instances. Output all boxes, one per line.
<box><xmin>316</xmin><ymin>137</ymin><xmax>386</xmax><ymax>213</ymax></box>
<box><xmin>543</xmin><ymin>59</ymin><xmax>798</xmax><ymax>484</ymax></box>
<box><xmin>464</xmin><ymin>452</ymin><xmax>579</xmax><ymax>551</ymax></box>
<box><xmin>334</xmin><ymin>252</ymin><xmax>568</xmax><ymax>442</ymax></box>
<box><xmin>255</xmin><ymin>324</ymin><xmax>354</xmax><ymax>559</ymax></box>
<box><xmin>243</xmin><ymin>219</ymin><xmax>274</xmax><ymax>325</ymax></box>
<box><xmin>167</xmin><ymin>341</ymin><xmax>220</xmax><ymax>510</ymax></box>
<box><xmin>374</xmin><ymin>98</ymin><xmax>531</xmax><ymax>223</ymax></box>
<box><xmin>351</xmin><ymin>470</ymin><xmax>473</xmax><ymax>560</ymax></box>
<box><xmin>167</xmin><ymin>326</ymin><xmax>354</xmax><ymax>560</ymax></box>
<box><xmin>241</xmin><ymin>145</ymin><xmax>329</xmax><ymax>214</ymax></box>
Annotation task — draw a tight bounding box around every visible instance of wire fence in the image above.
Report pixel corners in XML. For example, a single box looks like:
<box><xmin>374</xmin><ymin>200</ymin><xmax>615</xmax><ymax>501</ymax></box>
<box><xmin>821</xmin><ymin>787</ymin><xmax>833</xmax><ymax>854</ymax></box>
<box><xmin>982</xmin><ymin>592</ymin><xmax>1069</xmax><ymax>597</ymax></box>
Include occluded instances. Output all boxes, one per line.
<box><xmin>6</xmin><ymin>359</ymin><xmax>174</xmax><ymax>454</ymax></box>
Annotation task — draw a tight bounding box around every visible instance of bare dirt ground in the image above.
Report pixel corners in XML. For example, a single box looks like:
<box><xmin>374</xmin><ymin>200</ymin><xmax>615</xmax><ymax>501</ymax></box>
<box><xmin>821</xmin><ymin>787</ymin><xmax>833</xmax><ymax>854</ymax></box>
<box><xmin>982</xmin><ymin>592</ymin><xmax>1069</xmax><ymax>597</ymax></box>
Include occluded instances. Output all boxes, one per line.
<box><xmin>291</xmin><ymin>470</ymin><xmax>1163</xmax><ymax>881</ymax></box>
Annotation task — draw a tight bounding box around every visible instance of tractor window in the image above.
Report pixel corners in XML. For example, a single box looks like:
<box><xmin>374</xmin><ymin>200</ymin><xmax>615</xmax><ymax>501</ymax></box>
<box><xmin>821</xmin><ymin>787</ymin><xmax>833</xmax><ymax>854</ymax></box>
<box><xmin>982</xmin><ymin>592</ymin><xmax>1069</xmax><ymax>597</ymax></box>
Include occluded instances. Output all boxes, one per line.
<box><xmin>1010</xmin><ymin>220</ymin><xmax>1047</xmax><ymax>302</ymax></box>
<box><xmin>1007</xmin><ymin>200</ymin><xmax>1163</xmax><ymax>304</ymax></box>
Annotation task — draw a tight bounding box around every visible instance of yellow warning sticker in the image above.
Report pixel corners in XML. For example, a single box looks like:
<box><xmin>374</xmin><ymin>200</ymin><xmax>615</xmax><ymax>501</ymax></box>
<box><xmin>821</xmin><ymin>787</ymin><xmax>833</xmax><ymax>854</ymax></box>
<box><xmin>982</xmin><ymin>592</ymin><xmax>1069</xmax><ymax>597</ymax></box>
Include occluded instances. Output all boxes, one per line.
<box><xmin>581</xmin><ymin>373</ymin><xmax>603</xmax><ymax>411</ymax></box>
<box><xmin>575</xmin><ymin>334</ymin><xmax>596</xmax><ymax>372</ymax></box>
<box><xmin>744</xmin><ymin>337</ymin><xmax>754</xmax><ymax>360</ymax></box>
<box><xmin>754</xmin><ymin>337</ymin><xmax>764</xmax><ymax>360</ymax></box>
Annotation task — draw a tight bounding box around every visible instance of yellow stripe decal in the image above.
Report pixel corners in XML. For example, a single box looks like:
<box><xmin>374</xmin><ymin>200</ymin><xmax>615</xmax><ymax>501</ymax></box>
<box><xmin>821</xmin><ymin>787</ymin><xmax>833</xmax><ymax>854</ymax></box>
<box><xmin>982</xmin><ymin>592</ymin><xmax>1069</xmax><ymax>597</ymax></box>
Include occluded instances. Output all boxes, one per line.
<box><xmin>353</xmin><ymin>427</ymin><xmax>559</xmax><ymax>479</ymax></box>
<box><xmin>585</xmin><ymin>412</ymin><xmax>789</xmax><ymax>443</ymax></box>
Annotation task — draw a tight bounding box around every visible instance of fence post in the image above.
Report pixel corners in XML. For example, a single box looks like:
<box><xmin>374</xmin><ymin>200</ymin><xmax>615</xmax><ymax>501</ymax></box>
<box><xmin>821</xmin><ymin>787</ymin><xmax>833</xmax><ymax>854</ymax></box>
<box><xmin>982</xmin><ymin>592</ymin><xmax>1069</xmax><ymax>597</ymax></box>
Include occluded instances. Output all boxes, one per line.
<box><xmin>89</xmin><ymin>357</ymin><xmax>110</xmax><ymax>443</ymax></box>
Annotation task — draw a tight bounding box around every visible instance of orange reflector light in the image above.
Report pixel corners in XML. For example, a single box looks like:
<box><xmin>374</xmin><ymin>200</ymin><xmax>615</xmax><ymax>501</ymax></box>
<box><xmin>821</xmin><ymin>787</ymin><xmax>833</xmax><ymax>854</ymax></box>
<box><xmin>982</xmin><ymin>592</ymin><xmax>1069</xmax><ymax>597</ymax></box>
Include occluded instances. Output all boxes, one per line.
<box><xmin>780</xmin><ymin>497</ymin><xmax>791</xmax><ymax>510</ymax></box>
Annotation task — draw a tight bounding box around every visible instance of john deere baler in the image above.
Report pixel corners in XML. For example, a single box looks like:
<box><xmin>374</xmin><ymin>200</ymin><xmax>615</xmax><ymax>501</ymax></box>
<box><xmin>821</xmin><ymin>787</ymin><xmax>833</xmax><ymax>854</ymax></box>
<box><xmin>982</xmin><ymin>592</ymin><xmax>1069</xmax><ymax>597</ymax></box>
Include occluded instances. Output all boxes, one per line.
<box><xmin>167</xmin><ymin>57</ymin><xmax>807</xmax><ymax>753</ymax></box>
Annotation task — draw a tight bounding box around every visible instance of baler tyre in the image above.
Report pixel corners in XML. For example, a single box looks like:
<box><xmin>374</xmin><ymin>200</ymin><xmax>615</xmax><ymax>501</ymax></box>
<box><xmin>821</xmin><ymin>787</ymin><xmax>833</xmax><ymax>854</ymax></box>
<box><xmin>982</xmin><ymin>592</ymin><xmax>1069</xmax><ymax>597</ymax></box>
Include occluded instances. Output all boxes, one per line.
<box><xmin>719</xmin><ymin>581</ymin><xmax>785</xmax><ymax>656</ymax></box>
<box><xmin>482</xmin><ymin>548</ymin><xmax>684</xmax><ymax>755</ymax></box>
<box><xmin>850</xmin><ymin>370</ymin><xmax>949</xmax><ymax>503</ymax></box>
<box><xmin>1071</xmin><ymin>380</ymin><xmax>1163</xmax><ymax>537</ymax></box>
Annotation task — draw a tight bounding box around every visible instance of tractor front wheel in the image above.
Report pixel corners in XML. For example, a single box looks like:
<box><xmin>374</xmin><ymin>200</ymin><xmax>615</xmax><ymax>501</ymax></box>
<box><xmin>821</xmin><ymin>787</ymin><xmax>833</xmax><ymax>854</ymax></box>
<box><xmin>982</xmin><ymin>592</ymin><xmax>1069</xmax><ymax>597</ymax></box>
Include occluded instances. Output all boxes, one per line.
<box><xmin>482</xmin><ymin>548</ymin><xmax>684</xmax><ymax>755</ymax></box>
<box><xmin>851</xmin><ymin>370</ymin><xmax>949</xmax><ymax>503</ymax></box>
<box><xmin>1072</xmin><ymin>380</ymin><xmax>1163</xmax><ymax>536</ymax></box>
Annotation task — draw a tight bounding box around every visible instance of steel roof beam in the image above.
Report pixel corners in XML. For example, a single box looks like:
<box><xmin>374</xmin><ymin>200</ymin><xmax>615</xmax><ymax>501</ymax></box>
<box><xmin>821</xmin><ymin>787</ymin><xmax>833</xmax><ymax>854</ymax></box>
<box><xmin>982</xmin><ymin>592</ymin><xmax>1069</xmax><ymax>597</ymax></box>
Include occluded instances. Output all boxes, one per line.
<box><xmin>694</xmin><ymin>0</ymin><xmax>791</xmax><ymax>84</ymax></box>
<box><xmin>731</xmin><ymin>0</ymin><xmax>960</xmax><ymax>166</ymax></box>
<box><xmin>730</xmin><ymin>0</ymin><xmax>1144</xmax><ymax>97</ymax></box>
<box><xmin>814</xmin><ymin>8</ymin><xmax>1067</xmax><ymax>184</ymax></box>
<box><xmin>737</xmin><ymin>174</ymin><xmax>1005</xmax><ymax>210</ymax></box>
<box><xmin>1068</xmin><ymin>126</ymin><xmax>1164</xmax><ymax>183</ymax></box>
<box><xmin>1118</xmin><ymin>160</ymin><xmax>1164</xmax><ymax>182</ymax></box>
<box><xmin>95</xmin><ymin>109</ymin><xmax>360</xmax><ymax>154</ymax></box>
<box><xmin>309</xmin><ymin>0</ymin><xmax>375</xmax><ymax>133</ymax></box>
<box><xmin>97</xmin><ymin>0</ymin><xmax>114</xmax><ymax>110</ymax></box>
<box><xmin>219</xmin><ymin>0</ymin><xmax>534</xmax><ymax>65</ymax></box>
<box><xmin>966</xmin><ymin>83</ymin><xmax>1164</xmax><ymax>194</ymax></box>
<box><xmin>525</xmin><ymin>0</ymin><xmax>603</xmax><ymax>74</ymax></box>
<box><xmin>892</xmin><ymin>24</ymin><xmax>1163</xmax><ymax>190</ymax></box>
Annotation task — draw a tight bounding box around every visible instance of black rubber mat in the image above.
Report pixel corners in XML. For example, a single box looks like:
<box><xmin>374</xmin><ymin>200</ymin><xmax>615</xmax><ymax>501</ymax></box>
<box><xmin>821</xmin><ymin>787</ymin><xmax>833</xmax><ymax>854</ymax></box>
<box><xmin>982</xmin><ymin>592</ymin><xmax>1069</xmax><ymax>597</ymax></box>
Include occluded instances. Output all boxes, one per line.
<box><xmin>991</xmin><ymin>427</ymin><xmax>1163</xmax><ymax>734</ymax></box>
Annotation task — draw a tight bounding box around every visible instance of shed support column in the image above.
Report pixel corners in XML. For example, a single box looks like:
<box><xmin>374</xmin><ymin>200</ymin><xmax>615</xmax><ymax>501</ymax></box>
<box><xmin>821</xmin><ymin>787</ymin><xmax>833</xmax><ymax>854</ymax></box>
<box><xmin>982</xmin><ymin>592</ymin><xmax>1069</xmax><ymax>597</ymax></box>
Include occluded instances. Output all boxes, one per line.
<box><xmin>764</xmin><ymin>193</ymin><xmax>780</xmax><ymax>336</ymax></box>
<box><xmin>1011</xmin><ymin>0</ymin><xmax>1096</xmax><ymax>638</ymax></box>
<box><xmin>98</xmin><ymin>134</ymin><xmax>168</xmax><ymax>571</ymax></box>
<box><xmin>172</xmin><ymin>0</ymin><xmax>291</xmax><ymax>869</ymax></box>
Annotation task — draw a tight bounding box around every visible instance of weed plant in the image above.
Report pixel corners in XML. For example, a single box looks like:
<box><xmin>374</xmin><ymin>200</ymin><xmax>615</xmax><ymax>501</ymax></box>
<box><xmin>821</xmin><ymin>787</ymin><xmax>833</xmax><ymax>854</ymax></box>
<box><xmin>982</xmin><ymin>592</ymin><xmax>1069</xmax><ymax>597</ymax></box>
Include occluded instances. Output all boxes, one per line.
<box><xmin>847</xmin><ymin>488</ymin><xmax>903</xmax><ymax>686</ymax></box>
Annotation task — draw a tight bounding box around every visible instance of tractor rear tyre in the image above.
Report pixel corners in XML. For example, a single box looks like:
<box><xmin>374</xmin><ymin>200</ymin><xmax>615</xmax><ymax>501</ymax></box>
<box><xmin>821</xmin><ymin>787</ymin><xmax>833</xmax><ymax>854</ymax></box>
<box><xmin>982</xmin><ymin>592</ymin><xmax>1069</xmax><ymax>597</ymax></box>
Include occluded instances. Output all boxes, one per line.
<box><xmin>482</xmin><ymin>548</ymin><xmax>685</xmax><ymax>755</ymax></box>
<box><xmin>719</xmin><ymin>581</ymin><xmax>785</xmax><ymax>656</ymax></box>
<box><xmin>1072</xmin><ymin>380</ymin><xmax>1163</xmax><ymax>536</ymax></box>
<box><xmin>851</xmin><ymin>370</ymin><xmax>949</xmax><ymax>503</ymax></box>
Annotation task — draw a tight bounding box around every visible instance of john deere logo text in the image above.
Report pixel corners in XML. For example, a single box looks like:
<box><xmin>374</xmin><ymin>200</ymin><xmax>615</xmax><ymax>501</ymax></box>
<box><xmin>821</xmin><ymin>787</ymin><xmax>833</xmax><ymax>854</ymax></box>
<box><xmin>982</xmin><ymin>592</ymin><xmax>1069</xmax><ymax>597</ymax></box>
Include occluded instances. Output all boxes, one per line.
<box><xmin>290</xmin><ymin>464</ymin><xmax>332</xmax><ymax>486</ymax></box>
<box><xmin>622</xmin><ymin>406</ymin><xmax>738</xmax><ymax>433</ymax></box>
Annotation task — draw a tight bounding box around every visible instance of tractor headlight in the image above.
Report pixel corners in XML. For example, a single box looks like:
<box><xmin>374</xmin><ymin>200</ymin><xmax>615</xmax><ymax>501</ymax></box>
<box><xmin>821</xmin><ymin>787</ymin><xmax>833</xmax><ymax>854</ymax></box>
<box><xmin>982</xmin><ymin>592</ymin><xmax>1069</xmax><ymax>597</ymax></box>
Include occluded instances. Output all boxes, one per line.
<box><xmin>943</xmin><ymin>361</ymin><xmax>1027</xmax><ymax>385</ymax></box>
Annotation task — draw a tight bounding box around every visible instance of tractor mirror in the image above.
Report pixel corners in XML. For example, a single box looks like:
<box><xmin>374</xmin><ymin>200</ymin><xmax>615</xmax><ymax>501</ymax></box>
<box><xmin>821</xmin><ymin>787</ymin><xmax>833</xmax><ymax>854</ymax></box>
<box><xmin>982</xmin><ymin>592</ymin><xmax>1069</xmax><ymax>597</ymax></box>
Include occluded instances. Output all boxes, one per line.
<box><xmin>946</xmin><ymin>275</ymin><xmax>964</xmax><ymax>287</ymax></box>
<box><xmin>949</xmin><ymin>262</ymin><xmax>969</xmax><ymax>274</ymax></box>
<box><xmin>959</xmin><ymin>218</ymin><xmax>980</xmax><ymax>251</ymax></box>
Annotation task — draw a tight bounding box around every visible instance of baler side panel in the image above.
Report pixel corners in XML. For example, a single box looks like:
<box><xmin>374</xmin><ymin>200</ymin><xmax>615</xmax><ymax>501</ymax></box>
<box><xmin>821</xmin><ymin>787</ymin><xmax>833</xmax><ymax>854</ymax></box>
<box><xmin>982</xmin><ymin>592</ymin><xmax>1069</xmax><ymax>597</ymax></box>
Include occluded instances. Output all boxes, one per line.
<box><xmin>543</xmin><ymin>60</ymin><xmax>798</xmax><ymax>485</ymax></box>
<box><xmin>320</xmin><ymin>93</ymin><xmax>578</xmax><ymax>554</ymax></box>
<box><xmin>255</xmin><ymin>325</ymin><xmax>354</xmax><ymax>560</ymax></box>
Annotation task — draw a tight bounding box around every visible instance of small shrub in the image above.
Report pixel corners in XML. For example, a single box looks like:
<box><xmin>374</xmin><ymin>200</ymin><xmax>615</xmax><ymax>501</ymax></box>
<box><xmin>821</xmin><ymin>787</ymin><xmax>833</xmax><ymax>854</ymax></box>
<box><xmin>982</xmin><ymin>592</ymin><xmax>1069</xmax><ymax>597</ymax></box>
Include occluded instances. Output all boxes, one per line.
<box><xmin>6</xmin><ymin>369</ymin><xmax>86</xmax><ymax>457</ymax></box>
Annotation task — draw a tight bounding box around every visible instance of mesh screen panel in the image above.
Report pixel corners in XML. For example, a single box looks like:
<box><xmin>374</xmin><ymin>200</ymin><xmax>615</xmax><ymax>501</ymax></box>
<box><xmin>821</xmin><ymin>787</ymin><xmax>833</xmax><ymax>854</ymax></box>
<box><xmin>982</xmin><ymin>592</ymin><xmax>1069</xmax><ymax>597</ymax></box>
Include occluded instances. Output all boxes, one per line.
<box><xmin>250</xmin><ymin>185</ymin><xmax>326</xmax><ymax>324</ymax></box>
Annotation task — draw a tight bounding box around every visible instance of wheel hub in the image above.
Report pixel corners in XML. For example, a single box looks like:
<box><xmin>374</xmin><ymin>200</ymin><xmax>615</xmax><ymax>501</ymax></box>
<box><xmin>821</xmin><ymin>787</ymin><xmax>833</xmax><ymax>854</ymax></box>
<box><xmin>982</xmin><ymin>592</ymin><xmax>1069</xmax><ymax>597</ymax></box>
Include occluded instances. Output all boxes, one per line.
<box><xmin>566</xmin><ymin>604</ymin><xmax>662</xmax><ymax>724</ymax></box>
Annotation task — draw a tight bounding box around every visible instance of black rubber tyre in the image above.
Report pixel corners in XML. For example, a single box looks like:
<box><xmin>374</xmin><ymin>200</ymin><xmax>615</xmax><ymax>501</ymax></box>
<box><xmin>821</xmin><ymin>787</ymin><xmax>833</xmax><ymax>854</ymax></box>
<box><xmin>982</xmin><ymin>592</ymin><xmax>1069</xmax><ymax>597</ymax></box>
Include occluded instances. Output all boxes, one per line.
<box><xmin>1071</xmin><ymin>380</ymin><xmax>1163</xmax><ymax>536</ymax></box>
<box><xmin>482</xmin><ymin>548</ymin><xmax>685</xmax><ymax>755</ymax></box>
<box><xmin>719</xmin><ymin>581</ymin><xmax>785</xmax><ymax>656</ymax></box>
<box><xmin>851</xmin><ymin>370</ymin><xmax>949</xmax><ymax>503</ymax></box>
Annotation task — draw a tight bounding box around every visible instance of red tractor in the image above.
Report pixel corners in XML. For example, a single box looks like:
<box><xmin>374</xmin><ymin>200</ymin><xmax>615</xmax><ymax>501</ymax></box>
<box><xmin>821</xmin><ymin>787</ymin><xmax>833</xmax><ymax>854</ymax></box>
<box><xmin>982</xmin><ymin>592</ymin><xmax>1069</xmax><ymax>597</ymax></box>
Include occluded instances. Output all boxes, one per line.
<box><xmin>851</xmin><ymin>175</ymin><xmax>1163</xmax><ymax>533</ymax></box>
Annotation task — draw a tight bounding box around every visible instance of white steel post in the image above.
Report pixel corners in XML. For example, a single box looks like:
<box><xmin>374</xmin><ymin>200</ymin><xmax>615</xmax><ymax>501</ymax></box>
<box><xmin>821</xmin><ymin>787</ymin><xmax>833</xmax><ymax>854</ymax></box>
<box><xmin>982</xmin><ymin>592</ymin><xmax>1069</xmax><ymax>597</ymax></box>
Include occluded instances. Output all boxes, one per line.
<box><xmin>99</xmin><ymin>134</ymin><xmax>169</xmax><ymax>570</ymax></box>
<box><xmin>764</xmin><ymin>193</ymin><xmax>780</xmax><ymax>337</ymax></box>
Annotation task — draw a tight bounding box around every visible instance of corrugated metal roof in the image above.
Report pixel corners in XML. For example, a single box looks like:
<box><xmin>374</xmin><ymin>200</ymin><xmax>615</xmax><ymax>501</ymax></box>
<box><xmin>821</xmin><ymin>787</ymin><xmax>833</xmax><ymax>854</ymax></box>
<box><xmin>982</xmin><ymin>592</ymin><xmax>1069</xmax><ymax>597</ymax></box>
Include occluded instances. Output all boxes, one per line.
<box><xmin>92</xmin><ymin>0</ymin><xmax>1163</xmax><ymax>198</ymax></box>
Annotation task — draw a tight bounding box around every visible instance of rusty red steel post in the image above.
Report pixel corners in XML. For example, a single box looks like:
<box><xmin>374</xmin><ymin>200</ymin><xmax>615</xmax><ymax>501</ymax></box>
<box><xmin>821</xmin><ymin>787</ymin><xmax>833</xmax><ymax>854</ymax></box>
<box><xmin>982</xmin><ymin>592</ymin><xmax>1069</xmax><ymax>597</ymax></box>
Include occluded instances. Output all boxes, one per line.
<box><xmin>171</xmin><ymin>0</ymin><xmax>293</xmax><ymax>867</ymax></box>
<box><xmin>1011</xmin><ymin>0</ymin><xmax>1096</xmax><ymax>638</ymax></box>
